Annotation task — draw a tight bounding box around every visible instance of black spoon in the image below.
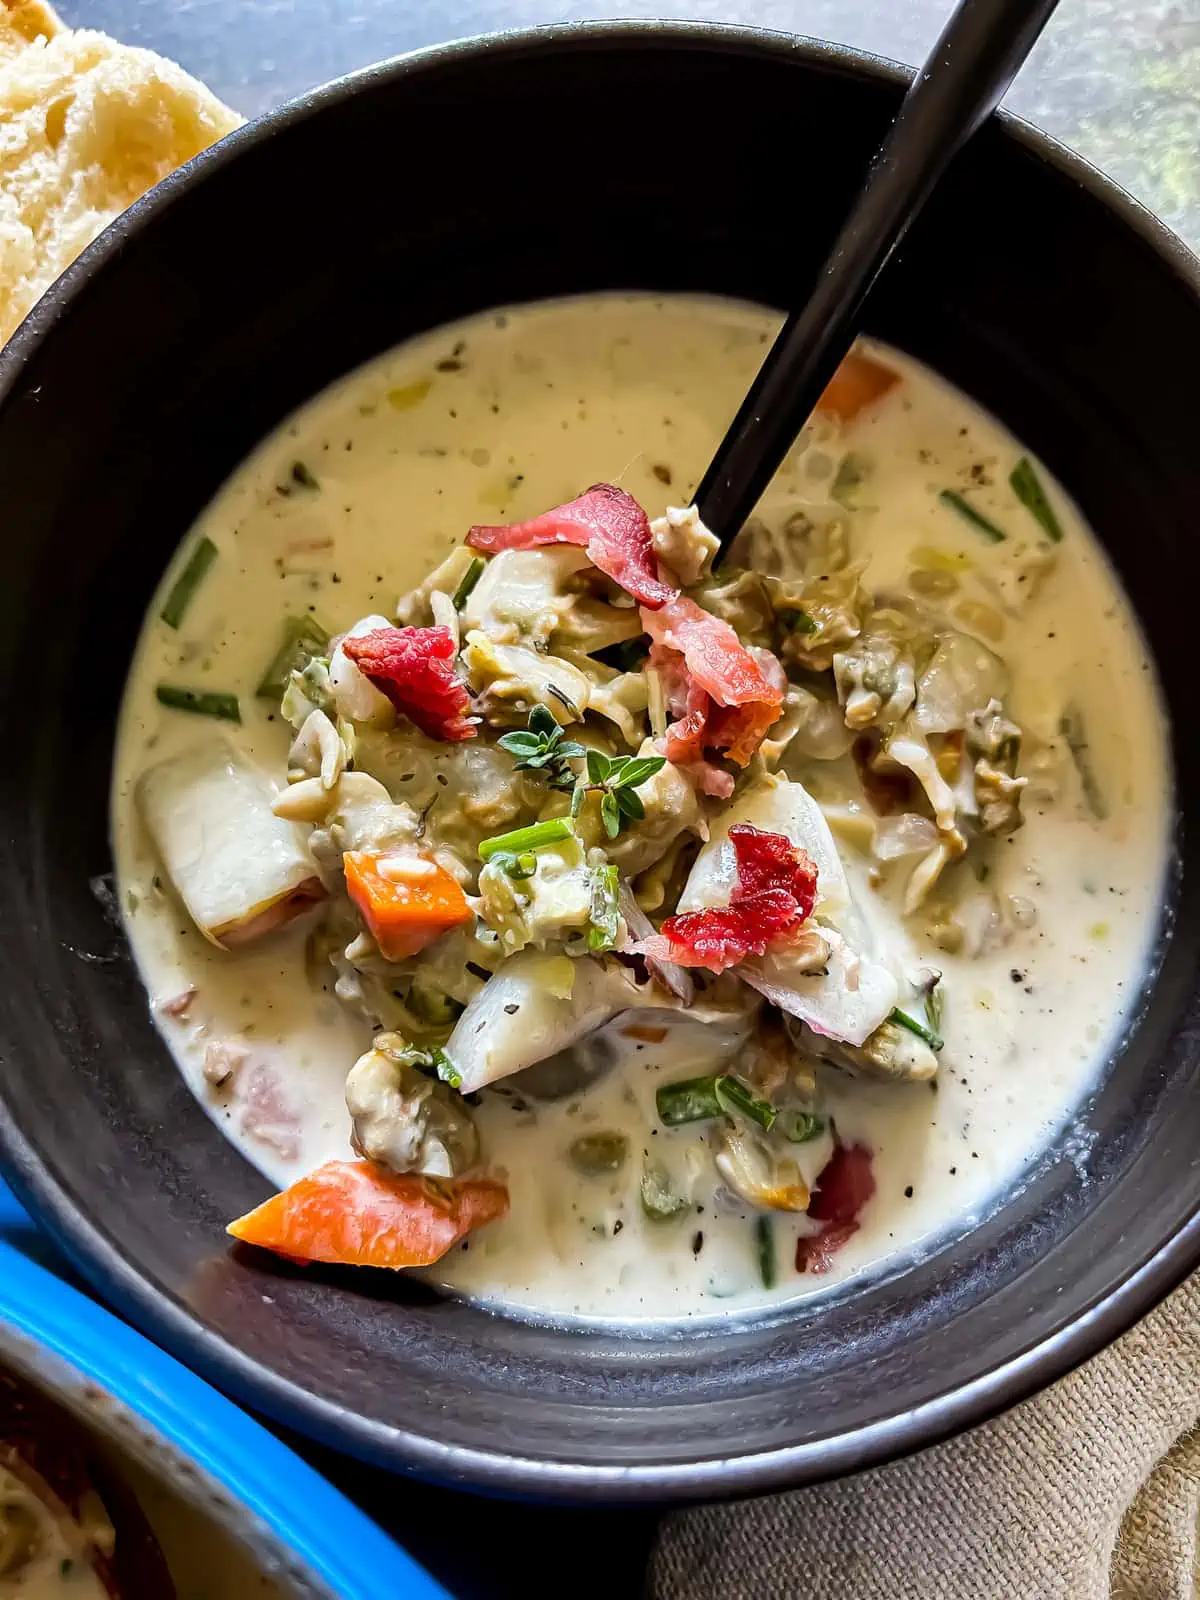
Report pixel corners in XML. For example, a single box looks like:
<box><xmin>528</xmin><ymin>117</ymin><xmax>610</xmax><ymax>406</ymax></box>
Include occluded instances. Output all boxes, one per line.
<box><xmin>695</xmin><ymin>0</ymin><xmax>1062</xmax><ymax>550</ymax></box>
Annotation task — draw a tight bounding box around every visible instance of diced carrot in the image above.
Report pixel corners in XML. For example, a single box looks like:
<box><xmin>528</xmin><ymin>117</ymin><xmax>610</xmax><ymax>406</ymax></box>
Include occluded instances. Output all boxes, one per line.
<box><xmin>816</xmin><ymin>350</ymin><xmax>900</xmax><ymax>424</ymax></box>
<box><xmin>343</xmin><ymin>849</ymin><xmax>472</xmax><ymax>962</ymax></box>
<box><xmin>228</xmin><ymin>1160</ymin><xmax>509</xmax><ymax>1269</ymax></box>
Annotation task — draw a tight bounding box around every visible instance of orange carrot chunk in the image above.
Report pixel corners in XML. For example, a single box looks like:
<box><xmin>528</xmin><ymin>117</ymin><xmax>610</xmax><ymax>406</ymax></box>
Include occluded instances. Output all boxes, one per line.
<box><xmin>228</xmin><ymin>1160</ymin><xmax>509</xmax><ymax>1269</ymax></box>
<box><xmin>343</xmin><ymin>849</ymin><xmax>472</xmax><ymax>962</ymax></box>
<box><xmin>816</xmin><ymin>350</ymin><xmax>901</xmax><ymax>424</ymax></box>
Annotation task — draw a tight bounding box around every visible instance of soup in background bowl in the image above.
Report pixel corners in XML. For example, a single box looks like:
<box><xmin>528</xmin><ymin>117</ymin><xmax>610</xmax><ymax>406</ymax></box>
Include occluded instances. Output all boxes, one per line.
<box><xmin>0</xmin><ymin>25</ymin><xmax>1195</xmax><ymax>1500</ymax></box>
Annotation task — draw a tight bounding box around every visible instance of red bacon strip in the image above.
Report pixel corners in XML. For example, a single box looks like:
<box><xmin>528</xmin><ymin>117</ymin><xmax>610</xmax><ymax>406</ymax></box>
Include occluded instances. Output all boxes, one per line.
<box><xmin>644</xmin><ymin>596</ymin><xmax>783</xmax><ymax>771</ymax></box>
<box><xmin>341</xmin><ymin>625</ymin><xmax>476</xmax><ymax>742</ymax></box>
<box><xmin>467</xmin><ymin>483</ymin><xmax>677</xmax><ymax>608</ymax></box>
<box><xmin>795</xmin><ymin>1142</ymin><xmax>876</xmax><ymax>1274</ymax></box>
<box><xmin>638</xmin><ymin>823</ymin><xmax>817</xmax><ymax>973</ymax></box>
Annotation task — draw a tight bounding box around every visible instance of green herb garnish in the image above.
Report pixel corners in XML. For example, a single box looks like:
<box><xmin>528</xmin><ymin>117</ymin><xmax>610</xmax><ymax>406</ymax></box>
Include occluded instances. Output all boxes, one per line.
<box><xmin>160</xmin><ymin>535</ymin><xmax>217</xmax><ymax>629</ymax></box>
<box><xmin>939</xmin><ymin>489</ymin><xmax>1007</xmax><ymax>543</ymax></box>
<box><xmin>781</xmin><ymin>1110</ymin><xmax>825</xmax><ymax>1143</ymax></box>
<box><xmin>755</xmin><ymin>1214</ymin><xmax>777</xmax><ymax>1288</ymax></box>
<box><xmin>478</xmin><ymin>816</ymin><xmax>576</xmax><ymax>862</ymax></box>
<box><xmin>452</xmin><ymin>555</ymin><xmax>486</xmax><ymax>610</ymax></box>
<box><xmin>586</xmin><ymin>863</ymin><xmax>621</xmax><ymax>952</ymax></box>
<box><xmin>155</xmin><ymin>684</ymin><xmax>241</xmax><ymax>722</ymax></box>
<box><xmin>890</xmin><ymin>1007</ymin><xmax>945</xmax><ymax>1052</ymax></box>
<box><xmin>572</xmin><ymin>749</ymin><xmax>667</xmax><ymax>839</ymax></box>
<box><xmin>497</xmin><ymin>704</ymin><xmax>585</xmax><ymax>790</ymax></box>
<box><xmin>256</xmin><ymin>614</ymin><xmax>331</xmax><ymax>700</ymax></box>
<box><xmin>1009</xmin><ymin>457</ymin><xmax>1063</xmax><ymax>543</ymax></box>
<box><xmin>655</xmin><ymin>1072</ymin><xmax>776</xmax><ymax>1132</ymax></box>
<box><xmin>1059</xmin><ymin>704</ymin><xmax>1107</xmax><ymax>819</ymax></box>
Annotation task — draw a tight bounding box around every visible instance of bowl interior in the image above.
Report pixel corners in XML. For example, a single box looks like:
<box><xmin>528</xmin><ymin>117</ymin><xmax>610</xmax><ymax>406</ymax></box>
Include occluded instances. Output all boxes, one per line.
<box><xmin>0</xmin><ymin>26</ymin><xmax>1197</xmax><ymax>1499</ymax></box>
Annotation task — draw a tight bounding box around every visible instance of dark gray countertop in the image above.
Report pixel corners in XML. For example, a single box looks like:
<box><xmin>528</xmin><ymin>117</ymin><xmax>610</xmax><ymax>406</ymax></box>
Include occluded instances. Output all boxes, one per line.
<box><xmin>52</xmin><ymin>1</ymin><xmax>1198</xmax><ymax>1594</ymax></box>
<box><xmin>59</xmin><ymin>0</ymin><xmax>1200</xmax><ymax>249</ymax></box>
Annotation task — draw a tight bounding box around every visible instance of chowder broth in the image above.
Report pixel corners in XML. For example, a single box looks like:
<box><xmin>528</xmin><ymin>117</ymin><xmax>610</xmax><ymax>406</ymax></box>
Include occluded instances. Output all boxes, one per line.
<box><xmin>111</xmin><ymin>294</ymin><xmax>1169</xmax><ymax>1320</ymax></box>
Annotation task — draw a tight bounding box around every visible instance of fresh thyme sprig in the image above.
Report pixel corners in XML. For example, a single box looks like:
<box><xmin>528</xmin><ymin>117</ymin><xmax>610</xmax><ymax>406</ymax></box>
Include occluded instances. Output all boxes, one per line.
<box><xmin>571</xmin><ymin>749</ymin><xmax>666</xmax><ymax>838</ymax></box>
<box><xmin>497</xmin><ymin>705</ymin><xmax>586</xmax><ymax>790</ymax></box>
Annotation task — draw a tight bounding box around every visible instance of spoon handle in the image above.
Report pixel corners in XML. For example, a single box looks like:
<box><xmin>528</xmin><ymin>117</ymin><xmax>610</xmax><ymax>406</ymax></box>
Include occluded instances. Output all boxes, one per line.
<box><xmin>695</xmin><ymin>0</ymin><xmax>1061</xmax><ymax>545</ymax></box>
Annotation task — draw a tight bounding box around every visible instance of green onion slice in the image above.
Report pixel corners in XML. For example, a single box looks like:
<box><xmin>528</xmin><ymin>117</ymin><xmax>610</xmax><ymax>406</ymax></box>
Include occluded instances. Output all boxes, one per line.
<box><xmin>155</xmin><ymin>684</ymin><xmax>241</xmax><ymax>722</ymax></box>
<box><xmin>890</xmin><ymin>1006</ymin><xmax>944</xmax><ymax>1052</ymax></box>
<box><xmin>478</xmin><ymin>816</ymin><xmax>575</xmax><ymax>861</ymax></box>
<box><xmin>160</xmin><ymin>536</ymin><xmax>217</xmax><ymax>629</ymax></box>
<box><xmin>1009</xmin><ymin>457</ymin><xmax>1063</xmax><ymax>543</ymax></box>
<box><xmin>452</xmin><ymin>555</ymin><xmax>486</xmax><ymax>610</ymax></box>
<box><xmin>781</xmin><ymin>1110</ymin><xmax>826</xmax><ymax>1144</ymax></box>
<box><xmin>939</xmin><ymin>489</ymin><xmax>1007</xmax><ymax>543</ymax></box>
<box><xmin>655</xmin><ymin>1072</ymin><xmax>776</xmax><ymax>1132</ymax></box>
<box><xmin>755</xmin><ymin>1214</ymin><xmax>777</xmax><ymax>1289</ymax></box>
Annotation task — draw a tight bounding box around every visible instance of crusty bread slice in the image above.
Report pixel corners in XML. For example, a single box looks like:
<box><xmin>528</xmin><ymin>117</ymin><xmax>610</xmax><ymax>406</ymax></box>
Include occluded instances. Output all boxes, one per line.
<box><xmin>0</xmin><ymin>5</ymin><xmax>241</xmax><ymax>345</ymax></box>
<box><xmin>0</xmin><ymin>0</ymin><xmax>60</xmax><ymax>64</ymax></box>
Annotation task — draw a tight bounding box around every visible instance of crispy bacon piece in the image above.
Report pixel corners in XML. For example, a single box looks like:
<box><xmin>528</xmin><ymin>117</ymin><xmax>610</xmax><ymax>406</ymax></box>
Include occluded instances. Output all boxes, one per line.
<box><xmin>638</xmin><ymin>823</ymin><xmax>818</xmax><ymax>973</ymax></box>
<box><xmin>341</xmin><ymin>625</ymin><xmax>476</xmax><ymax>741</ymax></box>
<box><xmin>795</xmin><ymin>1142</ymin><xmax>876</xmax><ymax>1274</ymax></box>
<box><xmin>467</xmin><ymin>483</ymin><xmax>677</xmax><ymax>608</ymax></box>
<box><xmin>645</xmin><ymin>595</ymin><xmax>783</xmax><ymax>771</ymax></box>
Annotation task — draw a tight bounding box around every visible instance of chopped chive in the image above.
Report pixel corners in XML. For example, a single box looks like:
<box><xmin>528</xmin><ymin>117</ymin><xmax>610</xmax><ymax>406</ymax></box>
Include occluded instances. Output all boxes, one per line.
<box><xmin>477</xmin><ymin>816</ymin><xmax>575</xmax><ymax>861</ymax></box>
<box><xmin>256</xmin><ymin>615</ymin><xmax>331</xmax><ymax>699</ymax></box>
<box><xmin>568</xmin><ymin>1132</ymin><xmax>628</xmax><ymax>1176</ymax></box>
<box><xmin>1060</xmin><ymin>704</ymin><xmax>1107</xmax><ymax>819</ymax></box>
<box><xmin>755</xmin><ymin>1214</ymin><xmax>777</xmax><ymax>1289</ymax></box>
<box><xmin>655</xmin><ymin>1073</ymin><xmax>776</xmax><ymax>1131</ymax></box>
<box><xmin>939</xmin><ymin>489</ymin><xmax>1007</xmax><ymax>543</ymax></box>
<box><xmin>716</xmin><ymin>1074</ymin><xmax>777</xmax><ymax>1132</ymax></box>
<box><xmin>890</xmin><ymin>1007</ymin><xmax>944</xmax><ymax>1051</ymax></box>
<box><xmin>1009</xmin><ymin>457</ymin><xmax>1063</xmax><ymax>543</ymax></box>
<box><xmin>656</xmin><ymin>1075</ymin><xmax>724</xmax><ymax>1126</ymax></box>
<box><xmin>452</xmin><ymin>555</ymin><xmax>486</xmax><ymax>611</ymax></box>
<box><xmin>160</xmin><ymin>536</ymin><xmax>217</xmax><ymax>629</ymax></box>
<box><xmin>781</xmin><ymin>1110</ymin><xmax>825</xmax><ymax>1143</ymax></box>
<box><xmin>640</xmin><ymin>1161</ymin><xmax>689</xmax><ymax>1222</ymax></box>
<box><xmin>155</xmin><ymin>684</ymin><xmax>241</xmax><ymax>722</ymax></box>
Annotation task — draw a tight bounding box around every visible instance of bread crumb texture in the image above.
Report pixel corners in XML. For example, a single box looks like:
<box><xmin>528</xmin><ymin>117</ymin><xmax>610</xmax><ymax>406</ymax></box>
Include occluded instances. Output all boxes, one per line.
<box><xmin>0</xmin><ymin>0</ymin><xmax>241</xmax><ymax>344</ymax></box>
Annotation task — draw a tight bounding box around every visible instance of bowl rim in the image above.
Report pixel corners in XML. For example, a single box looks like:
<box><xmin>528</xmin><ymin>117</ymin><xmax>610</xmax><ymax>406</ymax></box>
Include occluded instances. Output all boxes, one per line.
<box><xmin>1</xmin><ymin>18</ymin><xmax>1198</xmax><ymax>1502</ymax></box>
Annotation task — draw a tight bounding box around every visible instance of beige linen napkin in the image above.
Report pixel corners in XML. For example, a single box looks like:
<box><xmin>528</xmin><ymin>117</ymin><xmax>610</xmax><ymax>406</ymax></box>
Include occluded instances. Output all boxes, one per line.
<box><xmin>653</xmin><ymin>1273</ymin><xmax>1200</xmax><ymax>1599</ymax></box>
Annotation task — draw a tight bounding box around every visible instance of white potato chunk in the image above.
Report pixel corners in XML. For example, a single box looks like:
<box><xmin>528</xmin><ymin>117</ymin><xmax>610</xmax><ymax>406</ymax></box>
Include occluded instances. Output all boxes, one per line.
<box><xmin>137</xmin><ymin>737</ymin><xmax>323</xmax><ymax>948</ymax></box>
<box><xmin>676</xmin><ymin>775</ymin><xmax>897</xmax><ymax>1046</ymax></box>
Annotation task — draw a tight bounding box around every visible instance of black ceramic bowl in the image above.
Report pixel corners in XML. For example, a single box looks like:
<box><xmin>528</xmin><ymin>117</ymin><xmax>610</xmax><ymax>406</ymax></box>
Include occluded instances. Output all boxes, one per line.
<box><xmin>0</xmin><ymin>22</ymin><xmax>1197</xmax><ymax>1503</ymax></box>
